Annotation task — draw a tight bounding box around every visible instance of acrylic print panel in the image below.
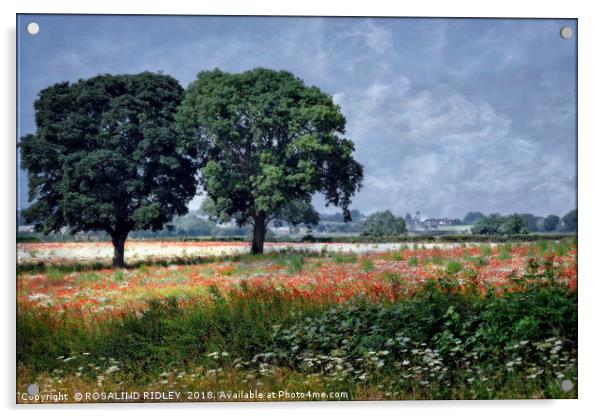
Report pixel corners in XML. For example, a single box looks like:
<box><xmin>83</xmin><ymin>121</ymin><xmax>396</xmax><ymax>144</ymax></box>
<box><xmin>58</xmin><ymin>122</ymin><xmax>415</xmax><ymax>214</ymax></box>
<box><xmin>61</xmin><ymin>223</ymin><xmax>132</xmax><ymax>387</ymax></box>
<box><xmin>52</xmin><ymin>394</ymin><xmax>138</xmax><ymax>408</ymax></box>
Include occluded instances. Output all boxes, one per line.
<box><xmin>16</xmin><ymin>15</ymin><xmax>577</xmax><ymax>403</ymax></box>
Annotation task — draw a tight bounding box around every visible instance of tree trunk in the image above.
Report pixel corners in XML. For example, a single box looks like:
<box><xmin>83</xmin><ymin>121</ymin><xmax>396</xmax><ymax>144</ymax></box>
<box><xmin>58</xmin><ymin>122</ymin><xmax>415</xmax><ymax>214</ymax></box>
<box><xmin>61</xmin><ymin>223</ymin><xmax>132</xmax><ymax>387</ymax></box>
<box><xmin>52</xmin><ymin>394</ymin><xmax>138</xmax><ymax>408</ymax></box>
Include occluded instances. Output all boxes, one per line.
<box><xmin>251</xmin><ymin>214</ymin><xmax>267</xmax><ymax>255</ymax></box>
<box><xmin>111</xmin><ymin>228</ymin><xmax>129</xmax><ymax>268</ymax></box>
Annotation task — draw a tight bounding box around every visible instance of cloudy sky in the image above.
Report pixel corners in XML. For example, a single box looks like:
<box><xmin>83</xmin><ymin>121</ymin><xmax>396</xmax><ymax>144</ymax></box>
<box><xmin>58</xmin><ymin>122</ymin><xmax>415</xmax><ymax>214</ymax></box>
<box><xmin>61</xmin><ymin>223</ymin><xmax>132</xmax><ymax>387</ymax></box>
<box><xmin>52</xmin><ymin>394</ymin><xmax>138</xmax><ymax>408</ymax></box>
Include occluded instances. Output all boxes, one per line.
<box><xmin>17</xmin><ymin>15</ymin><xmax>577</xmax><ymax>219</ymax></box>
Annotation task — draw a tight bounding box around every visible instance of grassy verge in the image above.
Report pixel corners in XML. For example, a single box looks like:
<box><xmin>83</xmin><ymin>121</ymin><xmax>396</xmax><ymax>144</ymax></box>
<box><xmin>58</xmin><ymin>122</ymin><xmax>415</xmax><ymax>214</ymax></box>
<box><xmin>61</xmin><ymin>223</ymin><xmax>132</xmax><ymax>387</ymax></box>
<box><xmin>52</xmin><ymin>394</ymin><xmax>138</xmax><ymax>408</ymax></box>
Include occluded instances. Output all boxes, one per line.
<box><xmin>17</xmin><ymin>273</ymin><xmax>577</xmax><ymax>401</ymax></box>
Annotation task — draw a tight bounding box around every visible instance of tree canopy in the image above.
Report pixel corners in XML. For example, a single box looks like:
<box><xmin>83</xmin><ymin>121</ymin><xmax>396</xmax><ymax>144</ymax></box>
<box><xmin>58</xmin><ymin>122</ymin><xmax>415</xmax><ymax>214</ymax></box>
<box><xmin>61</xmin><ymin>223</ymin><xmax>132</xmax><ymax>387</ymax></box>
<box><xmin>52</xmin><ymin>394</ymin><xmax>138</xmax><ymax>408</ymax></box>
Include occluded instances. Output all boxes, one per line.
<box><xmin>176</xmin><ymin>68</ymin><xmax>363</xmax><ymax>253</ymax></box>
<box><xmin>362</xmin><ymin>210</ymin><xmax>407</xmax><ymax>237</ymax></box>
<box><xmin>561</xmin><ymin>209</ymin><xmax>577</xmax><ymax>232</ymax></box>
<box><xmin>20</xmin><ymin>72</ymin><xmax>198</xmax><ymax>266</ymax></box>
<box><xmin>463</xmin><ymin>211</ymin><xmax>486</xmax><ymax>225</ymax></box>
<box><xmin>472</xmin><ymin>213</ymin><xmax>527</xmax><ymax>235</ymax></box>
<box><xmin>543</xmin><ymin>214</ymin><xmax>561</xmax><ymax>232</ymax></box>
<box><xmin>518</xmin><ymin>213</ymin><xmax>541</xmax><ymax>232</ymax></box>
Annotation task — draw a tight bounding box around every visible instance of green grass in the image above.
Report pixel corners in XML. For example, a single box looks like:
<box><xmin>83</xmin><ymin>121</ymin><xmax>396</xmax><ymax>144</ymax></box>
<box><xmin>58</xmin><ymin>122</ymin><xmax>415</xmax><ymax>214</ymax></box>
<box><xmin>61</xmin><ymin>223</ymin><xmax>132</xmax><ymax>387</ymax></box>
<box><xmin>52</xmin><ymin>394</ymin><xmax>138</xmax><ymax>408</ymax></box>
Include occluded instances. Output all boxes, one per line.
<box><xmin>74</xmin><ymin>272</ymin><xmax>101</xmax><ymax>286</ymax></box>
<box><xmin>479</xmin><ymin>244</ymin><xmax>493</xmax><ymax>257</ymax></box>
<box><xmin>286</xmin><ymin>254</ymin><xmax>305</xmax><ymax>273</ymax></box>
<box><xmin>471</xmin><ymin>256</ymin><xmax>489</xmax><ymax>267</ymax></box>
<box><xmin>332</xmin><ymin>253</ymin><xmax>358</xmax><ymax>263</ymax></box>
<box><xmin>408</xmin><ymin>256</ymin><xmax>419</xmax><ymax>267</ymax></box>
<box><xmin>445</xmin><ymin>260</ymin><xmax>464</xmax><ymax>275</ymax></box>
<box><xmin>361</xmin><ymin>258</ymin><xmax>375</xmax><ymax>272</ymax></box>
<box><xmin>554</xmin><ymin>241</ymin><xmax>569</xmax><ymax>257</ymax></box>
<box><xmin>113</xmin><ymin>270</ymin><xmax>127</xmax><ymax>282</ymax></box>
<box><xmin>537</xmin><ymin>240</ymin><xmax>549</xmax><ymax>254</ymax></box>
<box><xmin>431</xmin><ymin>254</ymin><xmax>444</xmax><ymax>265</ymax></box>
<box><xmin>386</xmin><ymin>251</ymin><xmax>405</xmax><ymax>261</ymax></box>
<box><xmin>44</xmin><ymin>268</ymin><xmax>69</xmax><ymax>285</ymax></box>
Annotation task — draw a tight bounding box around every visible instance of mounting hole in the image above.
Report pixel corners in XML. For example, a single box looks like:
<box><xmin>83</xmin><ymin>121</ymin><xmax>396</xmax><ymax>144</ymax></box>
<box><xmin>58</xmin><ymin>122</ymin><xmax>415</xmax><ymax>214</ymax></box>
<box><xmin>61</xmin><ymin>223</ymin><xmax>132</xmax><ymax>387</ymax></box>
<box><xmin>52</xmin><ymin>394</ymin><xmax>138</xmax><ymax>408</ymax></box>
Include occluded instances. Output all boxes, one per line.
<box><xmin>26</xmin><ymin>383</ymin><xmax>39</xmax><ymax>396</ymax></box>
<box><xmin>26</xmin><ymin>22</ymin><xmax>39</xmax><ymax>35</ymax></box>
<box><xmin>561</xmin><ymin>379</ymin><xmax>574</xmax><ymax>392</ymax></box>
<box><xmin>560</xmin><ymin>26</ymin><xmax>573</xmax><ymax>39</ymax></box>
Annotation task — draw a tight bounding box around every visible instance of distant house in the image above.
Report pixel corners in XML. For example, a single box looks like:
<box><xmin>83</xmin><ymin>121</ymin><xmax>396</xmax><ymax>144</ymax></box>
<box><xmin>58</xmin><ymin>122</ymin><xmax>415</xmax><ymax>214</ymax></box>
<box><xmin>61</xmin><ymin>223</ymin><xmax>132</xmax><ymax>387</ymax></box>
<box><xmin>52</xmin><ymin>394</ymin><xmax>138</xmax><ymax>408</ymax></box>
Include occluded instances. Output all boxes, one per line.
<box><xmin>270</xmin><ymin>225</ymin><xmax>310</xmax><ymax>236</ymax></box>
<box><xmin>411</xmin><ymin>217</ymin><xmax>465</xmax><ymax>231</ymax></box>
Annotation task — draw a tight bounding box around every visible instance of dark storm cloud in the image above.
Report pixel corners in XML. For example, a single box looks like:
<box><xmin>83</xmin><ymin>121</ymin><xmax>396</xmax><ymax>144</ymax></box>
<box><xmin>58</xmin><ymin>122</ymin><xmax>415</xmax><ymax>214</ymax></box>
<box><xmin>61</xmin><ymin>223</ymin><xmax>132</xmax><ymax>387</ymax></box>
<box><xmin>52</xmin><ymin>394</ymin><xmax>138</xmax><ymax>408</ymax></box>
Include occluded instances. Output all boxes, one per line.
<box><xmin>17</xmin><ymin>16</ymin><xmax>576</xmax><ymax>218</ymax></box>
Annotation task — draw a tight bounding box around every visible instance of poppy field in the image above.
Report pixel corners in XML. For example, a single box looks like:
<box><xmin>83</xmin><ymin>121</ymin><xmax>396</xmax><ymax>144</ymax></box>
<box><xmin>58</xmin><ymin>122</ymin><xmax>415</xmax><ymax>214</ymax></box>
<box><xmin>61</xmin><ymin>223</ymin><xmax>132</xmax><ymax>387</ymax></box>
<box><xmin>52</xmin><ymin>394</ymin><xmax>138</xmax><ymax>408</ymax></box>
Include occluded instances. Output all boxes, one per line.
<box><xmin>17</xmin><ymin>239</ymin><xmax>578</xmax><ymax>402</ymax></box>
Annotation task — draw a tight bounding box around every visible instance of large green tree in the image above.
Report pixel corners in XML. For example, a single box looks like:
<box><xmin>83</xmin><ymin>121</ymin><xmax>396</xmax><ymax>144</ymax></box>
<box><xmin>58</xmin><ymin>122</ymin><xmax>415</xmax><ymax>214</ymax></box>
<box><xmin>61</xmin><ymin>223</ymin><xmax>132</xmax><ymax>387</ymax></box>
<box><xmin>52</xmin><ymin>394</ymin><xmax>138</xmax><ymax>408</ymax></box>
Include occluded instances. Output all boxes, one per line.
<box><xmin>176</xmin><ymin>68</ymin><xmax>363</xmax><ymax>254</ymax></box>
<box><xmin>20</xmin><ymin>72</ymin><xmax>198</xmax><ymax>267</ymax></box>
<box><xmin>362</xmin><ymin>210</ymin><xmax>407</xmax><ymax>237</ymax></box>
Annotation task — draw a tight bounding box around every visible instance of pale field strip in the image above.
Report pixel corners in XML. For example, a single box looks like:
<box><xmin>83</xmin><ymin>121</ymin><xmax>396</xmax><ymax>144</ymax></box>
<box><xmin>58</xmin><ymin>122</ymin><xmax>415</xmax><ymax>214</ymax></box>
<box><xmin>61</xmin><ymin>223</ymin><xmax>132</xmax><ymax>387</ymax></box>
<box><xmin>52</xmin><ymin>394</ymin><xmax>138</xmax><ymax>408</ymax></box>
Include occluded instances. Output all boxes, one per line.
<box><xmin>16</xmin><ymin>241</ymin><xmax>496</xmax><ymax>265</ymax></box>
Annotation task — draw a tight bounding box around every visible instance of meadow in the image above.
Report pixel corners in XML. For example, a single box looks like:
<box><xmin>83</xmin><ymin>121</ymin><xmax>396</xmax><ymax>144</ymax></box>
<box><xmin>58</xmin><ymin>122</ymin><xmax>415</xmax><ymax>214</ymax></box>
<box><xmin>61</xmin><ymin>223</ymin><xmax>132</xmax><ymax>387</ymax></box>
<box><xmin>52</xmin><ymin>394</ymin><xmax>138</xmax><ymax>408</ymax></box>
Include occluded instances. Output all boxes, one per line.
<box><xmin>17</xmin><ymin>239</ymin><xmax>577</xmax><ymax>402</ymax></box>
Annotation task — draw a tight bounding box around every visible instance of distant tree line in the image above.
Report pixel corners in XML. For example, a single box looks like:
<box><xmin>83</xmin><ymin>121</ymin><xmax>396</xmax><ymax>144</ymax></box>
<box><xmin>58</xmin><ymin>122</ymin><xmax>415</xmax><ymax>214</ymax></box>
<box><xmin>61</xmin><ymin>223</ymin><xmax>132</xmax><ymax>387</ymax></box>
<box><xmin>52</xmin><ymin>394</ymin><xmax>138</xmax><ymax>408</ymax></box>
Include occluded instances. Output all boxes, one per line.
<box><xmin>465</xmin><ymin>210</ymin><xmax>577</xmax><ymax>234</ymax></box>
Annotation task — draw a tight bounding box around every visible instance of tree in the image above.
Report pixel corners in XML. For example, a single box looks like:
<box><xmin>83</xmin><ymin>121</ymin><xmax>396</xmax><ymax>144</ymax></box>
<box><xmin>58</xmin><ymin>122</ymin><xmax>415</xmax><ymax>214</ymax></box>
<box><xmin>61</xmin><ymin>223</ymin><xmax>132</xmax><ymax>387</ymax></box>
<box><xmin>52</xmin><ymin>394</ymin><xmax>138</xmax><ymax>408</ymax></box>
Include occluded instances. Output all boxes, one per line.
<box><xmin>472</xmin><ymin>214</ymin><xmax>504</xmax><ymax>235</ymax></box>
<box><xmin>561</xmin><ymin>209</ymin><xmax>577</xmax><ymax>232</ymax></box>
<box><xmin>543</xmin><ymin>215</ymin><xmax>561</xmax><ymax>232</ymax></box>
<box><xmin>463</xmin><ymin>211</ymin><xmax>485</xmax><ymax>225</ymax></box>
<box><xmin>320</xmin><ymin>209</ymin><xmax>361</xmax><ymax>222</ymax></box>
<box><xmin>362</xmin><ymin>210</ymin><xmax>406</xmax><ymax>237</ymax></box>
<box><xmin>176</xmin><ymin>68</ymin><xmax>363</xmax><ymax>254</ymax></box>
<box><xmin>500</xmin><ymin>213</ymin><xmax>528</xmax><ymax>235</ymax></box>
<box><xmin>472</xmin><ymin>213</ymin><xmax>526</xmax><ymax>235</ymax></box>
<box><xmin>519</xmin><ymin>213</ymin><xmax>539</xmax><ymax>232</ymax></box>
<box><xmin>20</xmin><ymin>73</ymin><xmax>197</xmax><ymax>267</ymax></box>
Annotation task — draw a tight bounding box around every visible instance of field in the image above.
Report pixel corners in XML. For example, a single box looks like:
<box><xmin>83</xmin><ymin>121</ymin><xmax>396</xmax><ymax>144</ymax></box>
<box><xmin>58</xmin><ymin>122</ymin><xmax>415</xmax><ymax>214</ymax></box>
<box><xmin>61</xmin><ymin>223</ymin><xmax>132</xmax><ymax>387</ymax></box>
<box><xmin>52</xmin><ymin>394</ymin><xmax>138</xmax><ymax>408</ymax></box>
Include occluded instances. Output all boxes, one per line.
<box><xmin>17</xmin><ymin>239</ymin><xmax>577</xmax><ymax>402</ymax></box>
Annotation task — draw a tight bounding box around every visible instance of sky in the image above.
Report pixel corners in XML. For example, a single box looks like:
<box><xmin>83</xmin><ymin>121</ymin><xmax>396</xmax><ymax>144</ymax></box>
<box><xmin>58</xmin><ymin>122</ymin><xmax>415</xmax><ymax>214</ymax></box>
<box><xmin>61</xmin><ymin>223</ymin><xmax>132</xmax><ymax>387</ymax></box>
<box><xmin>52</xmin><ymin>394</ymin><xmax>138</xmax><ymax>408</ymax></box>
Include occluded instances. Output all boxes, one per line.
<box><xmin>16</xmin><ymin>15</ymin><xmax>577</xmax><ymax>219</ymax></box>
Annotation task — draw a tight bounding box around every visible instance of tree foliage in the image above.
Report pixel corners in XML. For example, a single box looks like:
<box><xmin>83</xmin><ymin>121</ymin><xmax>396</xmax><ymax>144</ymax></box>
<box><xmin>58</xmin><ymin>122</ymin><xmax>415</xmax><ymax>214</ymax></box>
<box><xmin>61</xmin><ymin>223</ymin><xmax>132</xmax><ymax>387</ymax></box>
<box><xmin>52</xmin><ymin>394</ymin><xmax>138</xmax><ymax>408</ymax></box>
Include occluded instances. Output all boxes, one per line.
<box><xmin>20</xmin><ymin>72</ymin><xmax>197</xmax><ymax>266</ymax></box>
<box><xmin>561</xmin><ymin>209</ymin><xmax>577</xmax><ymax>232</ymax></box>
<box><xmin>472</xmin><ymin>213</ymin><xmax>527</xmax><ymax>235</ymax></box>
<box><xmin>176</xmin><ymin>68</ymin><xmax>363</xmax><ymax>253</ymax></box>
<box><xmin>463</xmin><ymin>211</ymin><xmax>486</xmax><ymax>225</ymax></box>
<box><xmin>518</xmin><ymin>213</ymin><xmax>541</xmax><ymax>232</ymax></box>
<box><xmin>543</xmin><ymin>215</ymin><xmax>561</xmax><ymax>232</ymax></box>
<box><xmin>362</xmin><ymin>210</ymin><xmax>407</xmax><ymax>237</ymax></box>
